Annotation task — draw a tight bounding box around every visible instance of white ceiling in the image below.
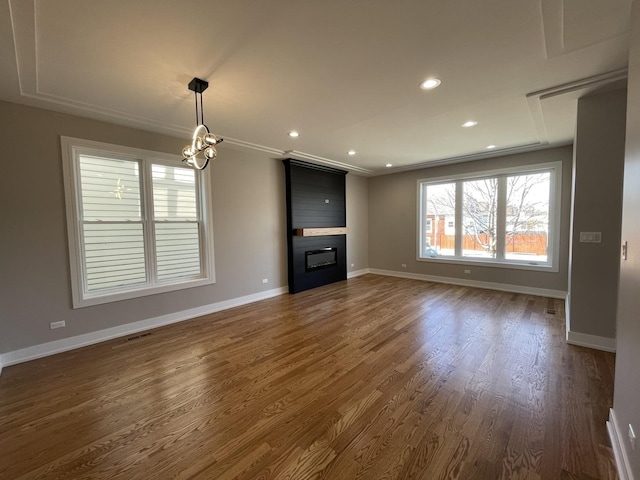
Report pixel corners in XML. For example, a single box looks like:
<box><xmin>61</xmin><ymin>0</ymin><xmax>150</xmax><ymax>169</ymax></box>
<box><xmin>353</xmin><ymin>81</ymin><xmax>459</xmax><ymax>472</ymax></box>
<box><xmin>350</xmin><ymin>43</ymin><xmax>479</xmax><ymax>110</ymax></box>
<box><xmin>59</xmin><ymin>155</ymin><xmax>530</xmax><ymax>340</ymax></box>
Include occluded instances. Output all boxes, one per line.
<box><xmin>0</xmin><ymin>0</ymin><xmax>631</xmax><ymax>175</ymax></box>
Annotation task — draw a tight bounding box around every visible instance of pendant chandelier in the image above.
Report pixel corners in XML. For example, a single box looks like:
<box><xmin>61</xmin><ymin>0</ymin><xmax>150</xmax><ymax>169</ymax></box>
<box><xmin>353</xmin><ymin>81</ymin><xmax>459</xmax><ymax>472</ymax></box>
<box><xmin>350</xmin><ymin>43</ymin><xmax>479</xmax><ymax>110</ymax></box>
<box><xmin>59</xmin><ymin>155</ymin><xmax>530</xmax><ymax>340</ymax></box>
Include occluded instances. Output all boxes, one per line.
<box><xmin>181</xmin><ymin>77</ymin><xmax>223</xmax><ymax>170</ymax></box>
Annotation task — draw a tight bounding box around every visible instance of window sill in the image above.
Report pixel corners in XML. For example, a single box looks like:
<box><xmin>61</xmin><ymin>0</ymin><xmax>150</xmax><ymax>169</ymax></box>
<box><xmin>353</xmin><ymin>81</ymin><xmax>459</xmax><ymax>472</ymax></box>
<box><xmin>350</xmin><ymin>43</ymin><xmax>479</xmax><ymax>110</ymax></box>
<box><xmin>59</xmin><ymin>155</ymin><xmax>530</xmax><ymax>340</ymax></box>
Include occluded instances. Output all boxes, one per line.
<box><xmin>73</xmin><ymin>276</ymin><xmax>215</xmax><ymax>309</ymax></box>
<box><xmin>416</xmin><ymin>255</ymin><xmax>558</xmax><ymax>273</ymax></box>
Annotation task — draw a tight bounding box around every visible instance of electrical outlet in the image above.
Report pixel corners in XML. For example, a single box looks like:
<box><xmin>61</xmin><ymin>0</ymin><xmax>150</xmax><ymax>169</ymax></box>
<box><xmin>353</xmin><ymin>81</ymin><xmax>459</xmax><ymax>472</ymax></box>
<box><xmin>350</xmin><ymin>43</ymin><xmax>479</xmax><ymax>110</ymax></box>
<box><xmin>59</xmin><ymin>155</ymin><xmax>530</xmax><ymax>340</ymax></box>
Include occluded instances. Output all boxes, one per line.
<box><xmin>261</xmin><ymin>278</ymin><xmax>268</xmax><ymax>284</ymax></box>
<box><xmin>401</xmin><ymin>264</ymin><xmax>407</xmax><ymax>268</ymax></box>
<box><xmin>350</xmin><ymin>263</ymin><xmax>355</xmax><ymax>268</ymax></box>
<box><xmin>464</xmin><ymin>269</ymin><xmax>471</xmax><ymax>274</ymax></box>
<box><xmin>579</xmin><ymin>231</ymin><xmax>602</xmax><ymax>243</ymax></box>
<box><xmin>629</xmin><ymin>424</ymin><xmax>637</xmax><ymax>450</ymax></box>
<box><xmin>50</xmin><ymin>321</ymin><xmax>66</xmax><ymax>330</ymax></box>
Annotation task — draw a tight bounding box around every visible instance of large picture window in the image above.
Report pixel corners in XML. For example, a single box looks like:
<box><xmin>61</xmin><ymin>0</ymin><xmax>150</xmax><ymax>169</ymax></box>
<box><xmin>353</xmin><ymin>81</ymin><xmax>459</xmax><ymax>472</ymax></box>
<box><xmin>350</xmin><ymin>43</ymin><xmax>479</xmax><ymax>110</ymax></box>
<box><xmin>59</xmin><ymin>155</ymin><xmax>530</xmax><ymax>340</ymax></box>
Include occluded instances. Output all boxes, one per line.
<box><xmin>62</xmin><ymin>137</ymin><xmax>215</xmax><ymax>308</ymax></box>
<box><xmin>418</xmin><ymin>162</ymin><xmax>561</xmax><ymax>270</ymax></box>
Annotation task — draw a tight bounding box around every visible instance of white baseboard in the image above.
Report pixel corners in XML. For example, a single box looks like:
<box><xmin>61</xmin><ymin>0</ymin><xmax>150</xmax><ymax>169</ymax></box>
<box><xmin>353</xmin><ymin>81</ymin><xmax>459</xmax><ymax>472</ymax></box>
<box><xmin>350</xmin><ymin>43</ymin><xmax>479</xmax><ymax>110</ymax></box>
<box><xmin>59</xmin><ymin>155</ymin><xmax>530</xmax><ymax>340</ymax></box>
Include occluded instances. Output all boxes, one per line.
<box><xmin>565</xmin><ymin>292</ymin><xmax>571</xmax><ymax>336</ymax></box>
<box><xmin>566</xmin><ymin>330</ymin><xmax>616</xmax><ymax>352</ymax></box>
<box><xmin>607</xmin><ymin>408</ymin><xmax>634</xmax><ymax>480</ymax></box>
<box><xmin>347</xmin><ymin>268</ymin><xmax>371</xmax><ymax>279</ymax></box>
<box><xmin>0</xmin><ymin>286</ymin><xmax>288</xmax><ymax>371</ymax></box>
<box><xmin>368</xmin><ymin>268</ymin><xmax>567</xmax><ymax>299</ymax></box>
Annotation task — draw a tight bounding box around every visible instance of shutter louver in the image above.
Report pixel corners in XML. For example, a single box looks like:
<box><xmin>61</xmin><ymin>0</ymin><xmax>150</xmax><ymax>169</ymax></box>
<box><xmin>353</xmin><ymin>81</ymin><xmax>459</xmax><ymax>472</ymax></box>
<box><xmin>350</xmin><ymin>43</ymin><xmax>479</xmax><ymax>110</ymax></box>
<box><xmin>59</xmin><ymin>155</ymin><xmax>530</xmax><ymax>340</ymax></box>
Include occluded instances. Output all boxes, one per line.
<box><xmin>79</xmin><ymin>155</ymin><xmax>147</xmax><ymax>292</ymax></box>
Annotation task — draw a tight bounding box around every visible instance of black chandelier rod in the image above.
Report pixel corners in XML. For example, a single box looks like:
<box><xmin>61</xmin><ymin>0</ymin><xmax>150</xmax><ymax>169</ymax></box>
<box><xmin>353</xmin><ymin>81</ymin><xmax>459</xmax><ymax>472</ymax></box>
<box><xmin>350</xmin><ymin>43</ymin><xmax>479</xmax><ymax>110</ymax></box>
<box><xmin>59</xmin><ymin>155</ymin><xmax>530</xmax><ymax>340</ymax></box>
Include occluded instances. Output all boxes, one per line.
<box><xmin>194</xmin><ymin>91</ymin><xmax>205</xmax><ymax>126</ymax></box>
<box><xmin>189</xmin><ymin>77</ymin><xmax>209</xmax><ymax>127</ymax></box>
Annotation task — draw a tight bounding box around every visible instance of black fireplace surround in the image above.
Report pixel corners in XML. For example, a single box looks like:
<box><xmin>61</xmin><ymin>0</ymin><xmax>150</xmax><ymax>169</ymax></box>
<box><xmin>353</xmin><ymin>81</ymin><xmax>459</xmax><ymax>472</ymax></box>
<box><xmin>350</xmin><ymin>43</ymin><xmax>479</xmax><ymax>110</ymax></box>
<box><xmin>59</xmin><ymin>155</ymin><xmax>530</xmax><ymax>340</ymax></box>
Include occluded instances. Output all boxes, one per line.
<box><xmin>283</xmin><ymin>159</ymin><xmax>347</xmax><ymax>293</ymax></box>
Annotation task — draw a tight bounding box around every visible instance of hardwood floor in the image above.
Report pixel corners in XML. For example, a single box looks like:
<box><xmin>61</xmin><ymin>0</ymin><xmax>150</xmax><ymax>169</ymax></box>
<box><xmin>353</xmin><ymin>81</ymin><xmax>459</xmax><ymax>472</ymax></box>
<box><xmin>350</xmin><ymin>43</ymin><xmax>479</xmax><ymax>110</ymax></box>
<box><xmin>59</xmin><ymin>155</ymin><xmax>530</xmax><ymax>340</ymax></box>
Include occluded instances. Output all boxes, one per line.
<box><xmin>0</xmin><ymin>275</ymin><xmax>617</xmax><ymax>479</ymax></box>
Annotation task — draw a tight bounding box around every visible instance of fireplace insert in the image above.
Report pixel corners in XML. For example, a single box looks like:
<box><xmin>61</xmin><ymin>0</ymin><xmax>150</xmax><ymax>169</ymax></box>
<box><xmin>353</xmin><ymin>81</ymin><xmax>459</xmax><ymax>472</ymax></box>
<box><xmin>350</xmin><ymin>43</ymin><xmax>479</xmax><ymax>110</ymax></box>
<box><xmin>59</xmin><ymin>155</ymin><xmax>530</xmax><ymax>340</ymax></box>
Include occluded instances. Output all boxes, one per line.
<box><xmin>305</xmin><ymin>248</ymin><xmax>337</xmax><ymax>271</ymax></box>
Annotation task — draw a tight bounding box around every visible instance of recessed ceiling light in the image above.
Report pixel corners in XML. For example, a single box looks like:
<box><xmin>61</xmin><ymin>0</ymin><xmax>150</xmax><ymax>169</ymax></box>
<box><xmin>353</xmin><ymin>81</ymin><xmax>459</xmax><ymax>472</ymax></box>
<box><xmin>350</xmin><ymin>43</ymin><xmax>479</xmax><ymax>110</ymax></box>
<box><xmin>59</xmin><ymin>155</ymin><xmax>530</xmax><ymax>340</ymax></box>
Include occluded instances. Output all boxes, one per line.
<box><xmin>385</xmin><ymin>163</ymin><xmax>393</xmax><ymax>168</ymax></box>
<box><xmin>347</xmin><ymin>150</ymin><xmax>356</xmax><ymax>156</ymax></box>
<box><xmin>461</xmin><ymin>121</ymin><xmax>478</xmax><ymax>128</ymax></box>
<box><xmin>288</xmin><ymin>131</ymin><xmax>299</xmax><ymax>138</ymax></box>
<box><xmin>420</xmin><ymin>78</ymin><xmax>441</xmax><ymax>90</ymax></box>
<box><xmin>486</xmin><ymin>144</ymin><xmax>496</xmax><ymax>149</ymax></box>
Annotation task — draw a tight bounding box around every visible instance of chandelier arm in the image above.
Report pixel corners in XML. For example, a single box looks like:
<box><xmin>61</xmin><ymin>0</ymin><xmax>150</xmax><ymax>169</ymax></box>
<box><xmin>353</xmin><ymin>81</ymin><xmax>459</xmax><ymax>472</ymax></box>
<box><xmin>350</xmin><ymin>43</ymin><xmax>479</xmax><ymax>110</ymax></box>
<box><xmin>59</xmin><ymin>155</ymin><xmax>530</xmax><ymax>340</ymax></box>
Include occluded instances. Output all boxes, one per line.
<box><xmin>192</xmin><ymin>156</ymin><xmax>209</xmax><ymax>170</ymax></box>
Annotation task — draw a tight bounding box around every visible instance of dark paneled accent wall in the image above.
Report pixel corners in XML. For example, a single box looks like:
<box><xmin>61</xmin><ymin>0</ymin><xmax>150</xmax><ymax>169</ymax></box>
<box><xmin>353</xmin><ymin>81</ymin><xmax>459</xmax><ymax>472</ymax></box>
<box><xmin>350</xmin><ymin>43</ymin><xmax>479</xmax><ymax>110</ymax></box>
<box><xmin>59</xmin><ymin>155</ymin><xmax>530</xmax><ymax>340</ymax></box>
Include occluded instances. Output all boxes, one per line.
<box><xmin>283</xmin><ymin>159</ymin><xmax>348</xmax><ymax>293</ymax></box>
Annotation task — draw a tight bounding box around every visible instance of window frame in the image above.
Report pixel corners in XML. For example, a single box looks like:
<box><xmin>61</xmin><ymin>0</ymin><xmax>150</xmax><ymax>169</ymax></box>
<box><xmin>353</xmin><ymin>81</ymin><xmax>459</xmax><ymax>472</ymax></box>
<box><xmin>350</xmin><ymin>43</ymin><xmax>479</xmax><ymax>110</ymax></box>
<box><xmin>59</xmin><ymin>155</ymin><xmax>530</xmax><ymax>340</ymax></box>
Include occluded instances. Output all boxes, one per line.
<box><xmin>61</xmin><ymin>136</ymin><xmax>216</xmax><ymax>308</ymax></box>
<box><xmin>417</xmin><ymin>161</ymin><xmax>562</xmax><ymax>272</ymax></box>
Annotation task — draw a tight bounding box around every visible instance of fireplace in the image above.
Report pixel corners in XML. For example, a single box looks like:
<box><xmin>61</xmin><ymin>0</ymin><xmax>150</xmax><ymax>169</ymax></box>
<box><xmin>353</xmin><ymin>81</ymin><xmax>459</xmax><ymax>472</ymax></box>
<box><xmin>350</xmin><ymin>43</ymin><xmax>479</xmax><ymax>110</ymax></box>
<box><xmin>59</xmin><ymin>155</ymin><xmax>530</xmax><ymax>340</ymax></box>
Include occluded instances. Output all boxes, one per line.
<box><xmin>283</xmin><ymin>159</ymin><xmax>348</xmax><ymax>293</ymax></box>
<box><xmin>306</xmin><ymin>248</ymin><xmax>337</xmax><ymax>272</ymax></box>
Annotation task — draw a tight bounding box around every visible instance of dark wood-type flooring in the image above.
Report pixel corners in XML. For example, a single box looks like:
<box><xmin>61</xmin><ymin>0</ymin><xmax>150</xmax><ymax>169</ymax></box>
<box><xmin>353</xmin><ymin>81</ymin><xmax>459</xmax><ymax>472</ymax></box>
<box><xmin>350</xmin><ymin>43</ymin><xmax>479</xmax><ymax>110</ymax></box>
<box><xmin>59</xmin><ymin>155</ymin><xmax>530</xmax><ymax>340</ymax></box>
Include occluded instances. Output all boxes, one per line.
<box><xmin>0</xmin><ymin>275</ymin><xmax>617</xmax><ymax>479</ymax></box>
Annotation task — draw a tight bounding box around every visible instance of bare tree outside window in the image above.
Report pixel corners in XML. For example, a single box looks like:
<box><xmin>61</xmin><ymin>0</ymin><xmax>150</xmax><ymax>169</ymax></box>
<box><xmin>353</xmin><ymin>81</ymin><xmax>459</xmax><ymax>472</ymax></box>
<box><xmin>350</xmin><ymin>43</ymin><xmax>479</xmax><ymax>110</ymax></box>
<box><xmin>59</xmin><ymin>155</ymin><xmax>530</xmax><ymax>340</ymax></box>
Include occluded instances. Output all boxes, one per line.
<box><xmin>505</xmin><ymin>172</ymin><xmax>550</xmax><ymax>261</ymax></box>
<box><xmin>462</xmin><ymin>178</ymin><xmax>498</xmax><ymax>258</ymax></box>
<box><xmin>421</xmin><ymin>171</ymin><xmax>551</xmax><ymax>262</ymax></box>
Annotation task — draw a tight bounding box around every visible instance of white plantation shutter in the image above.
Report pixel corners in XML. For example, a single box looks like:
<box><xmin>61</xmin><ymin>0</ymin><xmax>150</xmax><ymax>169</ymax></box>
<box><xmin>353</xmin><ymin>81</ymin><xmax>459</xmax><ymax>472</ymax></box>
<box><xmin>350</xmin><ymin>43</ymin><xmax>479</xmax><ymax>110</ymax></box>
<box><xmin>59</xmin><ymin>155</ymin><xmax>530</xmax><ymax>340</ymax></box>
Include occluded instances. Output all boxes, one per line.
<box><xmin>155</xmin><ymin>223</ymin><xmax>201</xmax><ymax>280</ymax></box>
<box><xmin>62</xmin><ymin>137</ymin><xmax>215</xmax><ymax>308</ymax></box>
<box><xmin>83</xmin><ymin>224</ymin><xmax>146</xmax><ymax>290</ymax></box>
<box><xmin>151</xmin><ymin>165</ymin><xmax>202</xmax><ymax>281</ymax></box>
<box><xmin>79</xmin><ymin>156</ymin><xmax>147</xmax><ymax>291</ymax></box>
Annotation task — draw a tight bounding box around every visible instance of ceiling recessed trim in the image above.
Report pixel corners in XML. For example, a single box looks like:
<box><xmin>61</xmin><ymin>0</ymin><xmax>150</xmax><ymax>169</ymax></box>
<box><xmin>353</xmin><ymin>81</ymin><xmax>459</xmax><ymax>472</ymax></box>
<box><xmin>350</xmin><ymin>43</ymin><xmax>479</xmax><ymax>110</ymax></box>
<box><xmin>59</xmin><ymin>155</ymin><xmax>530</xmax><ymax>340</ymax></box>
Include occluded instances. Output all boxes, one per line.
<box><xmin>529</xmin><ymin>68</ymin><xmax>628</xmax><ymax>100</ymax></box>
<box><xmin>525</xmin><ymin>68</ymin><xmax>628</xmax><ymax>143</ymax></box>
<box><xmin>9</xmin><ymin>0</ymin><xmax>36</xmax><ymax>96</ymax></box>
<box><xmin>541</xmin><ymin>0</ymin><xmax>631</xmax><ymax>59</ymax></box>
<box><xmin>9</xmin><ymin>0</ymin><xmax>199</xmax><ymax>136</ymax></box>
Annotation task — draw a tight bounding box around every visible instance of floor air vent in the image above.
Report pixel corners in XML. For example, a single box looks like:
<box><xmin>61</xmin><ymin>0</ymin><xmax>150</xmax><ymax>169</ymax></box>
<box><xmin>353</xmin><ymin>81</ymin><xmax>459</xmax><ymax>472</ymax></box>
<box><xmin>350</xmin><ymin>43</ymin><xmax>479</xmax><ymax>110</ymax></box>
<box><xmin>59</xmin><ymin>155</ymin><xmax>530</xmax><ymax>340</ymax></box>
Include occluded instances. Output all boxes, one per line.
<box><xmin>127</xmin><ymin>332</ymin><xmax>152</xmax><ymax>342</ymax></box>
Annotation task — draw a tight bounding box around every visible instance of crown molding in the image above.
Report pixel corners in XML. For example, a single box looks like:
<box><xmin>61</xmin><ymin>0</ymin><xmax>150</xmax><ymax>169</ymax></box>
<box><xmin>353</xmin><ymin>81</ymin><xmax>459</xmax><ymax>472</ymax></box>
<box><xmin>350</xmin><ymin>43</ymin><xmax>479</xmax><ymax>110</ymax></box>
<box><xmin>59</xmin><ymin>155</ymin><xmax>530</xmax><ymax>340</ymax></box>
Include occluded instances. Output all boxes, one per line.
<box><xmin>372</xmin><ymin>142</ymin><xmax>563</xmax><ymax>175</ymax></box>
<box><xmin>283</xmin><ymin>150</ymin><xmax>375</xmax><ymax>176</ymax></box>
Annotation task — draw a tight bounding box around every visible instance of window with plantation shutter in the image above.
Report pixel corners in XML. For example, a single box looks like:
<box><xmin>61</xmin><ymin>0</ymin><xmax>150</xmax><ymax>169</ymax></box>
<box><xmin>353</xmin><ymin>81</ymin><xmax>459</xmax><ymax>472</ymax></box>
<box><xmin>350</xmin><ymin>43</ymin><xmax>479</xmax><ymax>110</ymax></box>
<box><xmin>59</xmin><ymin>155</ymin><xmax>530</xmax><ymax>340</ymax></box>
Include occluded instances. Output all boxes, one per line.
<box><xmin>62</xmin><ymin>137</ymin><xmax>215</xmax><ymax>308</ymax></box>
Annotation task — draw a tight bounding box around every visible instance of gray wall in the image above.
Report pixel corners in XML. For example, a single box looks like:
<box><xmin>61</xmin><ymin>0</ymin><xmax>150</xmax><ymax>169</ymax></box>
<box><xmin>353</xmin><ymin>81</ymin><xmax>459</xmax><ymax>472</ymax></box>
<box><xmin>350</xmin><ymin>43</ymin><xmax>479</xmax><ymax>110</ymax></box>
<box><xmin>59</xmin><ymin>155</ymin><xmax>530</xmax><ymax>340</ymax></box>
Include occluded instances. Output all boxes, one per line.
<box><xmin>614</xmin><ymin>0</ymin><xmax>640</xmax><ymax>474</ymax></box>
<box><xmin>0</xmin><ymin>100</ymin><xmax>370</xmax><ymax>354</ymax></box>
<box><xmin>346</xmin><ymin>173</ymin><xmax>369</xmax><ymax>273</ymax></box>
<box><xmin>568</xmin><ymin>88</ymin><xmax>627</xmax><ymax>340</ymax></box>
<box><xmin>368</xmin><ymin>147</ymin><xmax>573</xmax><ymax>292</ymax></box>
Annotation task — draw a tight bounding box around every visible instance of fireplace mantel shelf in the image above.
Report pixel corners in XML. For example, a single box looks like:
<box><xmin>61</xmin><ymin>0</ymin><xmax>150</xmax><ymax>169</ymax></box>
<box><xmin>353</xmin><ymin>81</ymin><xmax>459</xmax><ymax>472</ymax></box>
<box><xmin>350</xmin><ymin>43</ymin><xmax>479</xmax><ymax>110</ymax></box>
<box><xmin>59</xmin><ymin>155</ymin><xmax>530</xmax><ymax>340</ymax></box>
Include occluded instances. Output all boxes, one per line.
<box><xmin>294</xmin><ymin>227</ymin><xmax>348</xmax><ymax>237</ymax></box>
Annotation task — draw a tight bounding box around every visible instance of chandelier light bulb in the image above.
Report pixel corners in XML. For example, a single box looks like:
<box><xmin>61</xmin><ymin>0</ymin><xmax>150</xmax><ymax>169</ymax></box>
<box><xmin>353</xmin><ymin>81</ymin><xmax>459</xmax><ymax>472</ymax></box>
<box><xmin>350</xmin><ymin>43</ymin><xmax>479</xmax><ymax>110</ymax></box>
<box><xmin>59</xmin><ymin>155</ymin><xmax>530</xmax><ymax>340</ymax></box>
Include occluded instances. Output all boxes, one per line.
<box><xmin>204</xmin><ymin>146</ymin><xmax>217</xmax><ymax>159</ymax></box>
<box><xmin>204</xmin><ymin>133</ymin><xmax>218</xmax><ymax>145</ymax></box>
